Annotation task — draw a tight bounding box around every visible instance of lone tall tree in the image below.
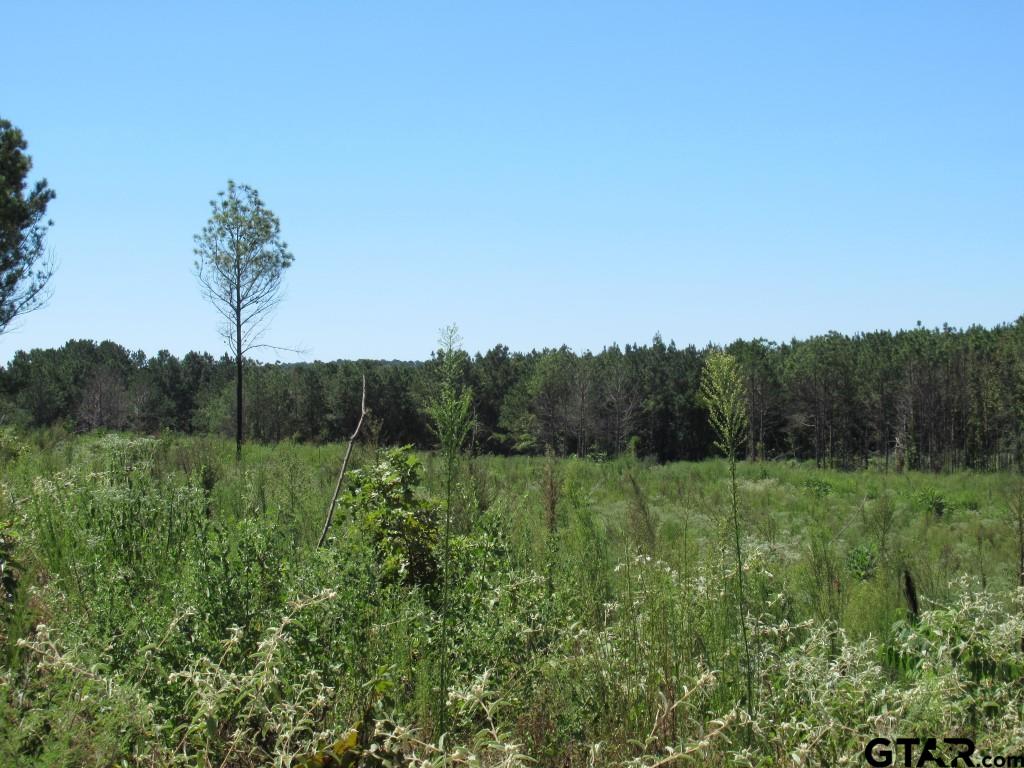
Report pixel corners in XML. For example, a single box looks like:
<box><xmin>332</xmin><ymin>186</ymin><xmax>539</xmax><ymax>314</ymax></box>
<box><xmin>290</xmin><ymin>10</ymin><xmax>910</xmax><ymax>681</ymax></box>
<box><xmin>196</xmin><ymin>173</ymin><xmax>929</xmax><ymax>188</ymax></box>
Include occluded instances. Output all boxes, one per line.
<box><xmin>194</xmin><ymin>180</ymin><xmax>293</xmax><ymax>459</ymax></box>
<box><xmin>0</xmin><ymin>118</ymin><xmax>56</xmax><ymax>334</ymax></box>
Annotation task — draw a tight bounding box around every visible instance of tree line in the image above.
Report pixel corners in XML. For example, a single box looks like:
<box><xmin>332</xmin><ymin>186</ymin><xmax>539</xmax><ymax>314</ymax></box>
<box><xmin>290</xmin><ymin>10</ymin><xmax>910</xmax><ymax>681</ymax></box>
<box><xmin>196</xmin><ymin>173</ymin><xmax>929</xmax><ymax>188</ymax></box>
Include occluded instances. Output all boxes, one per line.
<box><xmin>3</xmin><ymin>316</ymin><xmax>1024</xmax><ymax>471</ymax></box>
<box><xmin>3</xmin><ymin>115</ymin><xmax>1024</xmax><ymax>471</ymax></box>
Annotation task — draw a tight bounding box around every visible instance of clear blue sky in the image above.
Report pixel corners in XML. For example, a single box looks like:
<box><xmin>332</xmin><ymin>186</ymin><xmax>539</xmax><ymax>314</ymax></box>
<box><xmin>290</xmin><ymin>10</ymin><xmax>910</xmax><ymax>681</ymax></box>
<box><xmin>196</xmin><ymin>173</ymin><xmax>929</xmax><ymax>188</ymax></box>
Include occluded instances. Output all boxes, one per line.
<box><xmin>3</xmin><ymin>2</ymin><xmax>1022</xmax><ymax>362</ymax></box>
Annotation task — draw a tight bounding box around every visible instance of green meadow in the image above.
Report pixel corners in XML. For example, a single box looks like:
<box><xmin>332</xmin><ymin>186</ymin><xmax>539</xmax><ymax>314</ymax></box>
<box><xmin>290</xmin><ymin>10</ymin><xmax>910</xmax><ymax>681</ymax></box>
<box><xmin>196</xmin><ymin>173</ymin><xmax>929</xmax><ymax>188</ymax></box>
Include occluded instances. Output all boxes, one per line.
<box><xmin>2</xmin><ymin>429</ymin><xmax>1023</xmax><ymax>766</ymax></box>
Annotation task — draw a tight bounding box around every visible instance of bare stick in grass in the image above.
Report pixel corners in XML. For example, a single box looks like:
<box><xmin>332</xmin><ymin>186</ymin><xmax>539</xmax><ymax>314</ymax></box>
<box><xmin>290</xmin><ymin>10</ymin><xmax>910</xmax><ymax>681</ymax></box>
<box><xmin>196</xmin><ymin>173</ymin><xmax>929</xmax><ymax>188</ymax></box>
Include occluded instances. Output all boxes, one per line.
<box><xmin>317</xmin><ymin>375</ymin><xmax>367</xmax><ymax>548</ymax></box>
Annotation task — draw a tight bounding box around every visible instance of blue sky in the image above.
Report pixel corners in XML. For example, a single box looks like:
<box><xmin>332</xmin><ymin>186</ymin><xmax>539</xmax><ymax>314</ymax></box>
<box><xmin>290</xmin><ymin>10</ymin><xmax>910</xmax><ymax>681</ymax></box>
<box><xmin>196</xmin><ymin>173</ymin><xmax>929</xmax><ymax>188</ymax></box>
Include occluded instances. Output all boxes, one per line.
<box><xmin>2</xmin><ymin>2</ymin><xmax>1022</xmax><ymax>362</ymax></box>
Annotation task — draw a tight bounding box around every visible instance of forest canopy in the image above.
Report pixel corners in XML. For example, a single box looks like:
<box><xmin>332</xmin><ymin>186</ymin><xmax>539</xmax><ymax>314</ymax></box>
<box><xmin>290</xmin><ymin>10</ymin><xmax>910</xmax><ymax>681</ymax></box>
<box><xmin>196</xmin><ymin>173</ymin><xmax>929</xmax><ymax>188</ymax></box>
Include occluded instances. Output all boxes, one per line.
<box><xmin>4</xmin><ymin>316</ymin><xmax>1024</xmax><ymax>471</ymax></box>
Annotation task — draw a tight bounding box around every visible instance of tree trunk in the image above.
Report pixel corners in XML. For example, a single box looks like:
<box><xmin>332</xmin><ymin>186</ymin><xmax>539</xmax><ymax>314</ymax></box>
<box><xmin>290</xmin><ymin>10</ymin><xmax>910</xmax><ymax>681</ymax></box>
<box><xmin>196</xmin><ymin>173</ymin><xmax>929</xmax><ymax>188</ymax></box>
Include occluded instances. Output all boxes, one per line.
<box><xmin>235</xmin><ymin>279</ymin><xmax>243</xmax><ymax>461</ymax></box>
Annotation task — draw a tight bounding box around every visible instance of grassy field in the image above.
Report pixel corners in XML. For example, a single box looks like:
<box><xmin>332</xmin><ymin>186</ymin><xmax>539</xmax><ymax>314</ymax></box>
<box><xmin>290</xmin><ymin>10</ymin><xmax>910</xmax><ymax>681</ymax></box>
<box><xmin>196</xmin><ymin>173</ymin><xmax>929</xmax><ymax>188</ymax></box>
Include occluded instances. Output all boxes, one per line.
<box><xmin>2</xmin><ymin>429</ymin><xmax>1024</xmax><ymax>766</ymax></box>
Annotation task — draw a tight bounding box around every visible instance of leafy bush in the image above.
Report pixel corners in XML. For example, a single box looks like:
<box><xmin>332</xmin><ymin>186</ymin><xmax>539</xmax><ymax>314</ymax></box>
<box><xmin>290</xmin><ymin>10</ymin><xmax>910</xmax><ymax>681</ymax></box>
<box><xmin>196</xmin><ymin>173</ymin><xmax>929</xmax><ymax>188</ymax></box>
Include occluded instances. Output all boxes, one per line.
<box><xmin>802</xmin><ymin>477</ymin><xmax>833</xmax><ymax>498</ymax></box>
<box><xmin>345</xmin><ymin>446</ymin><xmax>441</xmax><ymax>588</ymax></box>
<box><xmin>0</xmin><ymin>428</ymin><xmax>25</xmax><ymax>465</ymax></box>
<box><xmin>846</xmin><ymin>543</ymin><xmax>878</xmax><ymax>581</ymax></box>
<box><xmin>917</xmin><ymin>487</ymin><xmax>949</xmax><ymax>517</ymax></box>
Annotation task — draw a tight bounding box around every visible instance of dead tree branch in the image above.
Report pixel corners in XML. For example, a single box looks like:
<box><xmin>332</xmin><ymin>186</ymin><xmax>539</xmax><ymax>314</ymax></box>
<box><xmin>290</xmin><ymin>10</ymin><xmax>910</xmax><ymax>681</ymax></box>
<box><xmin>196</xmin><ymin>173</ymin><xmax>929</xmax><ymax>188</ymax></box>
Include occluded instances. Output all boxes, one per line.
<box><xmin>317</xmin><ymin>375</ymin><xmax>367</xmax><ymax>548</ymax></box>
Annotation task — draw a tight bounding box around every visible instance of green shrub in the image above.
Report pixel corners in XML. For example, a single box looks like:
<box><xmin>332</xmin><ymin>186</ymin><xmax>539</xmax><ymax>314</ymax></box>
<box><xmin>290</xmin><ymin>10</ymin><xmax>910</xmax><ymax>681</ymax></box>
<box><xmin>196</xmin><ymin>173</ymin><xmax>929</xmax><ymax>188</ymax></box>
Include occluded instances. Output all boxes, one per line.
<box><xmin>0</xmin><ymin>428</ymin><xmax>25</xmax><ymax>465</ymax></box>
<box><xmin>917</xmin><ymin>487</ymin><xmax>949</xmax><ymax>517</ymax></box>
<box><xmin>802</xmin><ymin>477</ymin><xmax>833</xmax><ymax>498</ymax></box>
<box><xmin>846</xmin><ymin>543</ymin><xmax>878</xmax><ymax>581</ymax></box>
<box><xmin>345</xmin><ymin>446</ymin><xmax>440</xmax><ymax>588</ymax></box>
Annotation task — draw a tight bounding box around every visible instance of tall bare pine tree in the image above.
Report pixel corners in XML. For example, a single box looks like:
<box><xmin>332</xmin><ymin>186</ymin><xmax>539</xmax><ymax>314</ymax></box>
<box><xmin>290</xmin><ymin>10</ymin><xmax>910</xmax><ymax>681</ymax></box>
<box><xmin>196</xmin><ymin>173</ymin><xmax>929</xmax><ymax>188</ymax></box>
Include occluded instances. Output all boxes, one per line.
<box><xmin>194</xmin><ymin>180</ymin><xmax>293</xmax><ymax>459</ymax></box>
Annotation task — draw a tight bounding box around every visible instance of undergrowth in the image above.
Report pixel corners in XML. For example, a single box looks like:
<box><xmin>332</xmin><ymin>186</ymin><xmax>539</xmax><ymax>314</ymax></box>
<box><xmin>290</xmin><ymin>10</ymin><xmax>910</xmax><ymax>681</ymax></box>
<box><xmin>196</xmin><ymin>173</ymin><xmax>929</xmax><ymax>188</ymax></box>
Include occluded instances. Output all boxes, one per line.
<box><xmin>1</xmin><ymin>430</ymin><xmax>1024</xmax><ymax>765</ymax></box>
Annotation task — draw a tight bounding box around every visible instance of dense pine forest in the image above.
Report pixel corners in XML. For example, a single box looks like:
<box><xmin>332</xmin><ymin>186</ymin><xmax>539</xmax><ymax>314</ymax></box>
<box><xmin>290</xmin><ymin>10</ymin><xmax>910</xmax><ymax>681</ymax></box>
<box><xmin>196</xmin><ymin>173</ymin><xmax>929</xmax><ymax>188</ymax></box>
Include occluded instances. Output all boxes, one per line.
<box><xmin>6</xmin><ymin>316</ymin><xmax>1024</xmax><ymax>471</ymax></box>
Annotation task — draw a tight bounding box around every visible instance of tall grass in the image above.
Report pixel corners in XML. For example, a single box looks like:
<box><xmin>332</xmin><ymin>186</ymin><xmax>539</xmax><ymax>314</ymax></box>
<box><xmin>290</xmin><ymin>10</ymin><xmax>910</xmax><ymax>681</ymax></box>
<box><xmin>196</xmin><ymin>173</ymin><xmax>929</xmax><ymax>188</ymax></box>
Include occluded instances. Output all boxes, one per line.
<box><xmin>427</xmin><ymin>325</ymin><xmax>474</xmax><ymax>739</ymax></box>
<box><xmin>700</xmin><ymin>351</ymin><xmax>755</xmax><ymax>717</ymax></box>
<box><xmin>2</xmin><ymin>429</ymin><xmax>1024</xmax><ymax>765</ymax></box>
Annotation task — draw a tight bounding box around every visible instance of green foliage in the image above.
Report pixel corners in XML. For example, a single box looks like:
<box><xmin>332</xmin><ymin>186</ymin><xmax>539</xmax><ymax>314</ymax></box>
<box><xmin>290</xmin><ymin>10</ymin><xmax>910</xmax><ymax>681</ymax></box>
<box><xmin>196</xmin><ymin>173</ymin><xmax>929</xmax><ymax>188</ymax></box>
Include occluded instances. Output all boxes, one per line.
<box><xmin>427</xmin><ymin>326</ymin><xmax>474</xmax><ymax>467</ymax></box>
<box><xmin>346</xmin><ymin>446</ymin><xmax>440</xmax><ymax>587</ymax></box>
<box><xmin>802</xmin><ymin>477</ymin><xmax>833</xmax><ymax>498</ymax></box>
<box><xmin>194</xmin><ymin>180</ymin><xmax>293</xmax><ymax>286</ymax></box>
<box><xmin>0</xmin><ymin>117</ymin><xmax>55</xmax><ymax>333</ymax></box>
<box><xmin>11</xmin><ymin>316</ymin><xmax>1024</xmax><ymax>475</ymax></box>
<box><xmin>0</xmin><ymin>515</ymin><xmax>19</xmax><ymax>650</ymax></box>
<box><xmin>846</xmin><ymin>543</ymin><xmax>878</xmax><ymax>581</ymax></box>
<box><xmin>0</xmin><ymin>427</ymin><xmax>25</xmax><ymax>464</ymax></box>
<box><xmin>701</xmin><ymin>351</ymin><xmax>755</xmax><ymax>718</ymax></box>
<box><xmin>427</xmin><ymin>324</ymin><xmax>474</xmax><ymax>736</ymax></box>
<box><xmin>194</xmin><ymin>179</ymin><xmax>294</xmax><ymax>456</ymax></box>
<box><xmin>917</xmin><ymin>487</ymin><xmax>950</xmax><ymax>517</ymax></box>
<box><xmin>5</xmin><ymin>434</ymin><xmax>1024</xmax><ymax>765</ymax></box>
<box><xmin>1</xmin><ymin>626</ymin><xmax>165</xmax><ymax>767</ymax></box>
<box><xmin>700</xmin><ymin>351</ymin><xmax>748</xmax><ymax>460</ymax></box>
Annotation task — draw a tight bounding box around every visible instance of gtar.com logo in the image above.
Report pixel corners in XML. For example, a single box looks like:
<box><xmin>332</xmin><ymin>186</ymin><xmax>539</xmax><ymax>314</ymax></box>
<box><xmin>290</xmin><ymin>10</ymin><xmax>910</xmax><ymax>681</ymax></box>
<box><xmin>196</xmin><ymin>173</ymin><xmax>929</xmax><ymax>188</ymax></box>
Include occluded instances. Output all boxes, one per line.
<box><xmin>864</xmin><ymin>738</ymin><xmax>1024</xmax><ymax>767</ymax></box>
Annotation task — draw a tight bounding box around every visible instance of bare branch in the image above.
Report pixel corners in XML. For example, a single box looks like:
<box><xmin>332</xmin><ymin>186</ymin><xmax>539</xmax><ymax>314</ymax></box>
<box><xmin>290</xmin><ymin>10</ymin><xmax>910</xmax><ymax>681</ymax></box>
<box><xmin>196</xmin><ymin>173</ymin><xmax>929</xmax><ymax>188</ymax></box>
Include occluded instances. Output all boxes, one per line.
<box><xmin>317</xmin><ymin>375</ymin><xmax>368</xmax><ymax>548</ymax></box>
<box><xmin>243</xmin><ymin>341</ymin><xmax>309</xmax><ymax>355</ymax></box>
